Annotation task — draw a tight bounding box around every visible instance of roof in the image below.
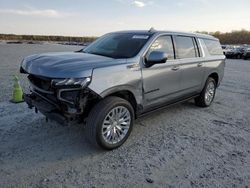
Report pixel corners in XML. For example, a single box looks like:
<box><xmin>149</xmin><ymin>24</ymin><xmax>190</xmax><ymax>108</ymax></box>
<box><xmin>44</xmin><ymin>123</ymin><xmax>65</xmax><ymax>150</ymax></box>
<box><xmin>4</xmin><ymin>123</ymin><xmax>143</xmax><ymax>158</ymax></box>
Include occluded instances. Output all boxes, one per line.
<box><xmin>112</xmin><ymin>30</ymin><xmax>217</xmax><ymax>40</ymax></box>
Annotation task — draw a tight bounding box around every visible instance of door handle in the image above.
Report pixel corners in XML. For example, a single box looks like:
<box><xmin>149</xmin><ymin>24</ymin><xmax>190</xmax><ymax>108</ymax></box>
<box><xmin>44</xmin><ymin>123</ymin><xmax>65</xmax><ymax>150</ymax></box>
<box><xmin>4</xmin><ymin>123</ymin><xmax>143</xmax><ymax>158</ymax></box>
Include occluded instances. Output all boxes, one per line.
<box><xmin>197</xmin><ymin>63</ymin><xmax>203</xmax><ymax>67</ymax></box>
<box><xmin>172</xmin><ymin>66</ymin><xmax>180</xmax><ymax>71</ymax></box>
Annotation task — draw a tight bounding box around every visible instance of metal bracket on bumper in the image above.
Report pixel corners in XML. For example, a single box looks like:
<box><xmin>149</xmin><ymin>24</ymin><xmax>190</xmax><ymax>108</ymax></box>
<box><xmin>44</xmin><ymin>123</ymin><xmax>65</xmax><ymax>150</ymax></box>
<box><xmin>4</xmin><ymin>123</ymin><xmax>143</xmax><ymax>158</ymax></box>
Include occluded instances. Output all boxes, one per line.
<box><xmin>23</xmin><ymin>93</ymin><xmax>68</xmax><ymax>126</ymax></box>
<box><xmin>23</xmin><ymin>94</ymin><xmax>34</xmax><ymax>109</ymax></box>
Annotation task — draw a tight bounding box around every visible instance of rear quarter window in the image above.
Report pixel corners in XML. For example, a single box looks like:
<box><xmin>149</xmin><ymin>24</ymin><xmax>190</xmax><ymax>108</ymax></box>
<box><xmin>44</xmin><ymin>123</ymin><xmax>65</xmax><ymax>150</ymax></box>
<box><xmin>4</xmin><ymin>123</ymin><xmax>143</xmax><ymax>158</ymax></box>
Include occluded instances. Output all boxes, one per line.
<box><xmin>203</xmin><ymin>39</ymin><xmax>223</xmax><ymax>55</ymax></box>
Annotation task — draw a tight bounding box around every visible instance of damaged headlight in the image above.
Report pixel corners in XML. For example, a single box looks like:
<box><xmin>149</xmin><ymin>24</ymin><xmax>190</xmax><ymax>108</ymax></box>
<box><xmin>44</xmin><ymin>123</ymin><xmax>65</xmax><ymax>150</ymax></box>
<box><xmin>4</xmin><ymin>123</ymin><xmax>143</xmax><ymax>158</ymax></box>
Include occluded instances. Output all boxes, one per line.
<box><xmin>52</xmin><ymin>77</ymin><xmax>91</xmax><ymax>88</ymax></box>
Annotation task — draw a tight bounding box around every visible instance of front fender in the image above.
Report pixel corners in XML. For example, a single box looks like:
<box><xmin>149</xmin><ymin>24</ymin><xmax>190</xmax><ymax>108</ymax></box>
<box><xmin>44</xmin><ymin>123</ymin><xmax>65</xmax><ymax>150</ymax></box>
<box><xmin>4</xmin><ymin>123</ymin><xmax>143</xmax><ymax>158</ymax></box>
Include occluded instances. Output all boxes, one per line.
<box><xmin>88</xmin><ymin>63</ymin><xmax>143</xmax><ymax>105</ymax></box>
<box><xmin>99</xmin><ymin>85</ymin><xmax>142</xmax><ymax>105</ymax></box>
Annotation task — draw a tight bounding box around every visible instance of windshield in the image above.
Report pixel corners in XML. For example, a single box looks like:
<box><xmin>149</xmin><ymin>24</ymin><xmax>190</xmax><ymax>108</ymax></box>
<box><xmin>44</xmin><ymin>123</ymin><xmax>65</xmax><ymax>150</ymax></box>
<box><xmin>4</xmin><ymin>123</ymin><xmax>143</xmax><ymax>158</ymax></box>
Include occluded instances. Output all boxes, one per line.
<box><xmin>82</xmin><ymin>33</ymin><xmax>152</xmax><ymax>59</ymax></box>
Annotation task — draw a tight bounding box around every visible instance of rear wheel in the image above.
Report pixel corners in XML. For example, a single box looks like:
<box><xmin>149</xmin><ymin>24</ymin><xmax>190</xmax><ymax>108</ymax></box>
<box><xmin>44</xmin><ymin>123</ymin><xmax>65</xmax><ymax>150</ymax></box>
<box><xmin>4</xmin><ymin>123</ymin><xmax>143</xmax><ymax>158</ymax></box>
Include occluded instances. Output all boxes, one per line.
<box><xmin>85</xmin><ymin>96</ymin><xmax>134</xmax><ymax>150</ymax></box>
<box><xmin>195</xmin><ymin>77</ymin><xmax>216</xmax><ymax>107</ymax></box>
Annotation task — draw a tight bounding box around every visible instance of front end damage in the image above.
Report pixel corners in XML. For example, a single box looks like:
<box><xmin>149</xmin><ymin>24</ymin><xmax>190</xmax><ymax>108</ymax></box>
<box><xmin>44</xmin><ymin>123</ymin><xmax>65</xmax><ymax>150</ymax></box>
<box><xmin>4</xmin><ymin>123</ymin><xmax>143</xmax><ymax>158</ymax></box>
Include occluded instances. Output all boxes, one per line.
<box><xmin>23</xmin><ymin>74</ymin><xmax>100</xmax><ymax>125</ymax></box>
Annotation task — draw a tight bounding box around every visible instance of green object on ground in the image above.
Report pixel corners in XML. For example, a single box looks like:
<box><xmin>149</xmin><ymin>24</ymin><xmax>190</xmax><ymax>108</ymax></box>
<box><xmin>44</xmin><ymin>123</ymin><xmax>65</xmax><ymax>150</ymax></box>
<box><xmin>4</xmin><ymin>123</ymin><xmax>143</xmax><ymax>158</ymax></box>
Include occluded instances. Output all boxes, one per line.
<box><xmin>10</xmin><ymin>75</ymin><xmax>24</xmax><ymax>103</ymax></box>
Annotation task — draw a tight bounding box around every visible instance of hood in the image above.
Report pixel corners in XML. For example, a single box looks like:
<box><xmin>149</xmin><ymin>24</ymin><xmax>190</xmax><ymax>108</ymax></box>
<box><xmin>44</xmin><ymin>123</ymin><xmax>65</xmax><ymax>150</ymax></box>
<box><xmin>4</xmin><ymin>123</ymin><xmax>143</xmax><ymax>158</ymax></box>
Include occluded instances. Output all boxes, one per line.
<box><xmin>21</xmin><ymin>52</ymin><xmax>126</xmax><ymax>78</ymax></box>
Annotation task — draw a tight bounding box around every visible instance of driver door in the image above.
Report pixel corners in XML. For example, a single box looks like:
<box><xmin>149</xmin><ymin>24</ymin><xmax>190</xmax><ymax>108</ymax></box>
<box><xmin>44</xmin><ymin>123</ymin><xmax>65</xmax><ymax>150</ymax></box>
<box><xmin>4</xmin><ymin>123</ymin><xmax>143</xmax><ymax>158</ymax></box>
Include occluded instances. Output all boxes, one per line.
<box><xmin>141</xmin><ymin>35</ymin><xmax>182</xmax><ymax>109</ymax></box>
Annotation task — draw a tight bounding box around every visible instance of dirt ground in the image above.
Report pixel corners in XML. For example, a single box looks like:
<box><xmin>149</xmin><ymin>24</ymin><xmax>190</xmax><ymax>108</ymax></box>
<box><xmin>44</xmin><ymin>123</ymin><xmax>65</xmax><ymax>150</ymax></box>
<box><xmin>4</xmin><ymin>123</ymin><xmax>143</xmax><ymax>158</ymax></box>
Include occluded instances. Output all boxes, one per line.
<box><xmin>0</xmin><ymin>44</ymin><xmax>250</xmax><ymax>188</ymax></box>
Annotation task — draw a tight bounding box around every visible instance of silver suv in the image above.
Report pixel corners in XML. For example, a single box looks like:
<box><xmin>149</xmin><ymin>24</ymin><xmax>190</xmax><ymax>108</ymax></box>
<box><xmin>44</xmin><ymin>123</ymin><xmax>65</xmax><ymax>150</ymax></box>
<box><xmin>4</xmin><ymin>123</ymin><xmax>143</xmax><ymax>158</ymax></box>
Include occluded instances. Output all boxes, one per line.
<box><xmin>20</xmin><ymin>30</ymin><xmax>225</xmax><ymax>149</ymax></box>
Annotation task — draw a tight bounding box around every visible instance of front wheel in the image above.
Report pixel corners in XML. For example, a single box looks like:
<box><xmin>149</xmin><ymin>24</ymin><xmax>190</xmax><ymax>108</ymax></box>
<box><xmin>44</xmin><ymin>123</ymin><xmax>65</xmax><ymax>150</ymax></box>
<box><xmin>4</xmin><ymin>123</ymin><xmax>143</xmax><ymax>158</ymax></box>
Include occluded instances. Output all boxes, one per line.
<box><xmin>195</xmin><ymin>77</ymin><xmax>216</xmax><ymax>107</ymax></box>
<box><xmin>85</xmin><ymin>96</ymin><xmax>134</xmax><ymax>150</ymax></box>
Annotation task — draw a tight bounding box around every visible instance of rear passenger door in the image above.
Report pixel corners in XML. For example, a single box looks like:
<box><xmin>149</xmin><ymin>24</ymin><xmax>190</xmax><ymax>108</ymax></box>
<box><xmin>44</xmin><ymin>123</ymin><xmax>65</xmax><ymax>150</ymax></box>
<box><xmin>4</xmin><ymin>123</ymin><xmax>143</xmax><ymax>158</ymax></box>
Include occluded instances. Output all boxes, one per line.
<box><xmin>173</xmin><ymin>35</ymin><xmax>205</xmax><ymax>95</ymax></box>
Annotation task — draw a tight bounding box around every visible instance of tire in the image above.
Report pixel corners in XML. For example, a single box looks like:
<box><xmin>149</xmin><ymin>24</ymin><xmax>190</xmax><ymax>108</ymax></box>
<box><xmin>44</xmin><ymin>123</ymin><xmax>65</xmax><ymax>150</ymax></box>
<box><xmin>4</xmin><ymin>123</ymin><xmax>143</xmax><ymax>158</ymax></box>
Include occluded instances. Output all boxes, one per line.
<box><xmin>195</xmin><ymin>77</ymin><xmax>216</xmax><ymax>107</ymax></box>
<box><xmin>85</xmin><ymin>96</ymin><xmax>134</xmax><ymax>150</ymax></box>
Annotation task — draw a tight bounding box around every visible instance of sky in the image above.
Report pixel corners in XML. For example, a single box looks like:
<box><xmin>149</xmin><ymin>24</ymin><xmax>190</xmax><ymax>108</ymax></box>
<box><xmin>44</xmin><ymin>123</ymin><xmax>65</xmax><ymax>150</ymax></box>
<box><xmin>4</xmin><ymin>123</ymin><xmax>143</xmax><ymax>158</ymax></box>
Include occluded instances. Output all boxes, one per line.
<box><xmin>0</xmin><ymin>0</ymin><xmax>249</xmax><ymax>37</ymax></box>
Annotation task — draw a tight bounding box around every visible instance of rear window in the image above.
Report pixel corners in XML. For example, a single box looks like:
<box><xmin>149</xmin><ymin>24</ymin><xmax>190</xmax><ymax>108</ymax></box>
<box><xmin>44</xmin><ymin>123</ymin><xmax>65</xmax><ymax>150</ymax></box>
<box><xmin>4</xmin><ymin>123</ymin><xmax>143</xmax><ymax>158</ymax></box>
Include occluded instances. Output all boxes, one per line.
<box><xmin>175</xmin><ymin>36</ymin><xmax>198</xmax><ymax>59</ymax></box>
<box><xmin>203</xmin><ymin>39</ymin><xmax>223</xmax><ymax>55</ymax></box>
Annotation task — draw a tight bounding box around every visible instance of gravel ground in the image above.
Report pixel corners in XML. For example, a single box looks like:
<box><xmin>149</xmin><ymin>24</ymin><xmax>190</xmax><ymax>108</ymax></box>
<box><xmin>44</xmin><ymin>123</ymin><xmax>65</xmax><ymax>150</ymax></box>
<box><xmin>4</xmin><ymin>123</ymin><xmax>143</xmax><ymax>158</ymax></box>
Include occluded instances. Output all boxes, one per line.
<box><xmin>0</xmin><ymin>44</ymin><xmax>250</xmax><ymax>188</ymax></box>
<box><xmin>0</xmin><ymin>43</ymin><xmax>81</xmax><ymax>102</ymax></box>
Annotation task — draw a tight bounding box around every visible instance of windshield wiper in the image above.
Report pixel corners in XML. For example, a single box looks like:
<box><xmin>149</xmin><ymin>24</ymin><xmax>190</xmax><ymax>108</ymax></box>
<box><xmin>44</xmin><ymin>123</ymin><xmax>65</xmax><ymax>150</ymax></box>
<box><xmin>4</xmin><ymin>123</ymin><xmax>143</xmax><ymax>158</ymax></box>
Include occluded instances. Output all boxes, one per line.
<box><xmin>86</xmin><ymin>52</ymin><xmax>114</xmax><ymax>58</ymax></box>
<box><xmin>80</xmin><ymin>51</ymin><xmax>127</xmax><ymax>59</ymax></box>
<box><xmin>75</xmin><ymin>49</ymin><xmax>84</xmax><ymax>53</ymax></box>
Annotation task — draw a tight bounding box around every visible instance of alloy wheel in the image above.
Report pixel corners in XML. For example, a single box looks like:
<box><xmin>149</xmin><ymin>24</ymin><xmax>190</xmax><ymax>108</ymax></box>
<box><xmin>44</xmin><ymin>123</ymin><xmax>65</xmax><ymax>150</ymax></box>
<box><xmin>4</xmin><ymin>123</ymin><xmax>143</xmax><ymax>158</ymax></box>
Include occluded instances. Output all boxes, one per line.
<box><xmin>101</xmin><ymin>106</ymin><xmax>131</xmax><ymax>145</ymax></box>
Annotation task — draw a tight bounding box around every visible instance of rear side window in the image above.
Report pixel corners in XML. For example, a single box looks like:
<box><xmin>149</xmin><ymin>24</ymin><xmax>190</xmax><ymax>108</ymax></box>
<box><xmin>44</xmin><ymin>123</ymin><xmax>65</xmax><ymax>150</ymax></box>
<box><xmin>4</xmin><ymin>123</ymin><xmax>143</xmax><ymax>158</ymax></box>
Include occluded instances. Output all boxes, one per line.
<box><xmin>148</xmin><ymin>35</ymin><xmax>175</xmax><ymax>60</ymax></box>
<box><xmin>175</xmin><ymin>36</ymin><xmax>198</xmax><ymax>59</ymax></box>
<box><xmin>203</xmin><ymin>39</ymin><xmax>223</xmax><ymax>55</ymax></box>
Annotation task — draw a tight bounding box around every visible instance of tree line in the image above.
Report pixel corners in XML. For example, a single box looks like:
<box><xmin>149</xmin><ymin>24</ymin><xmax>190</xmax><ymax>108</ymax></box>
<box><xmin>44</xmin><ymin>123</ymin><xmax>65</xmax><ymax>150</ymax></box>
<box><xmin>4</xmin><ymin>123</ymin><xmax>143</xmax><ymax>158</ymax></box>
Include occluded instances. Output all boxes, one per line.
<box><xmin>0</xmin><ymin>34</ymin><xmax>97</xmax><ymax>43</ymax></box>
<box><xmin>1</xmin><ymin>30</ymin><xmax>250</xmax><ymax>44</ymax></box>
<box><xmin>197</xmin><ymin>30</ymin><xmax>250</xmax><ymax>45</ymax></box>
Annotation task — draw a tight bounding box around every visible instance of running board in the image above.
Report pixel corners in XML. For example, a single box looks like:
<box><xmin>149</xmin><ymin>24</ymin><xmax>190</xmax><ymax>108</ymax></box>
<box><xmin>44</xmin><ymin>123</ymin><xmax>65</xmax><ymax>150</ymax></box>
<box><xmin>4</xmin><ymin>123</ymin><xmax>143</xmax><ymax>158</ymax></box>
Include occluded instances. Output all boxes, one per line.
<box><xmin>137</xmin><ymin>94</ymin><xmax>199</xmax><ymax>119</ymax></box>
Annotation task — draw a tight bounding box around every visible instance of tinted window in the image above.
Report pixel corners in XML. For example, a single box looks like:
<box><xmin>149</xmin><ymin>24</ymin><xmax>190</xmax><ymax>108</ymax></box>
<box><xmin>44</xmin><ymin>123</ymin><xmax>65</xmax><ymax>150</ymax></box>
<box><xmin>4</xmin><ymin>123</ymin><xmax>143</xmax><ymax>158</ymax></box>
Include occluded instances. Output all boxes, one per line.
<box><xmin>175</xmin><ymin>36</ymin><xmax>197</xmax><ymax>59</ymax></box>
<box><xmin>203</xmin><ymin>39</ymin><xmax>223</xmax><ymax>55</ymax></box>
<box><xmin>148</xmin><ymin>36</ymin><xmax>174</xmax><ymax>60</ymax></box>
<box><xmin>83</xmin><ymin>33</ymin><xmax>151</xmax><ymax>59</ymax></box>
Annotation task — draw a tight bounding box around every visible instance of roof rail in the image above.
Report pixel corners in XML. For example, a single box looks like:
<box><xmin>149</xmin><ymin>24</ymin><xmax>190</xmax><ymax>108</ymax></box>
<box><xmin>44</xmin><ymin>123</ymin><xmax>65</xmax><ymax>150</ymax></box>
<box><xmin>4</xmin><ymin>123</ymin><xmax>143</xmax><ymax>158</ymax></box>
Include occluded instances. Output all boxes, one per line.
<box><xmin>148</xmin><ymin>27</ymin><xmax>156</xmax><ymax>33</ymax></box>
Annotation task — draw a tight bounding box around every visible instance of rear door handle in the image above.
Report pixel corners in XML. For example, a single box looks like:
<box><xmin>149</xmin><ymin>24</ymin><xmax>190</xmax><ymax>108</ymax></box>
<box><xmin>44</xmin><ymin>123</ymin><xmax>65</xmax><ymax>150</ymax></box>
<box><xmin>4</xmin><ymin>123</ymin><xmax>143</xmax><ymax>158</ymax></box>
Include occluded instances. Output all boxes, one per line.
<box><xmin>172</xmin><ymin>66</ymin><xmax>180</xmax><ymax>71</ymax></box>
<box><xmin>197</xmin><ymin>63</ymin><xmax>203</xmax><ymax>67</ymax></box>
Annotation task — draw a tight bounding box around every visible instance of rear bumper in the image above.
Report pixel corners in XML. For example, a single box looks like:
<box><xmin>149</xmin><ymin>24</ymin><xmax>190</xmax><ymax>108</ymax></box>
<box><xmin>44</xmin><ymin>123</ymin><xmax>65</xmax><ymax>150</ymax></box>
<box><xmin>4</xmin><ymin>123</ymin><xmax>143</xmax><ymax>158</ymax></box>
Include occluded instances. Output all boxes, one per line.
<box><xmin>24</xmin><ymin>92</ymin><xmax>68</xmax><ymax>125</ymax></box>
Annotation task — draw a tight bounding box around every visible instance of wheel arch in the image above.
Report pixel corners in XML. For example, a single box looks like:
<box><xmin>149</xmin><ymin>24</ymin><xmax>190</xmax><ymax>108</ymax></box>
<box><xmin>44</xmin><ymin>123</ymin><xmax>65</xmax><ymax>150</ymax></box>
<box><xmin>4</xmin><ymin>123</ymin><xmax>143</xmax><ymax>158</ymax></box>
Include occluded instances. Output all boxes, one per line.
<box><xmin>100</xmin><ymin>86</ymin><xmax>141</xmax><ymax>117</ymax></box>
<box><xmin>208</xmin><ymin>72</ymin><xmax>219</xmax><ymax>86</ymax></box>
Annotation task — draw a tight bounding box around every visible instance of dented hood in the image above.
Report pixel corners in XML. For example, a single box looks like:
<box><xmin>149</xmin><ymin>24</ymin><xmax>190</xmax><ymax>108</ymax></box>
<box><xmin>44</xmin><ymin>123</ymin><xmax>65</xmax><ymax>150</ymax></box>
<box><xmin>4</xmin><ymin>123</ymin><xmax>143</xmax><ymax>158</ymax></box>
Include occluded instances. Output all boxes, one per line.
<box><xmin>21</xmin><ymin>52</ymin><xmax>126</xmax><ymax>78</ymax></box>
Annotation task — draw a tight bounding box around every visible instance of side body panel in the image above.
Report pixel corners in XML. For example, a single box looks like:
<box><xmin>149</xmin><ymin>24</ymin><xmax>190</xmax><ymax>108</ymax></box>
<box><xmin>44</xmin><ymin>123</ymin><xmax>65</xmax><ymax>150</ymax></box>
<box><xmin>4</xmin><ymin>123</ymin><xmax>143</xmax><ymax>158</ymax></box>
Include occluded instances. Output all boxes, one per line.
<box><xmin>198</xmin><ymin>38</ymin><xmax>225</xmax><ymax>87</ymax></box>
<box><xmin>88</xmin><ymin>59</ymin><xmax>144</xmax><ymax>106</ymax></box>
<box><xmin>202</xmin><ymin>58</ymin><xmax>225</xmax><ymax>86</ymax></box>
<box><xmin>140</xmin><ymin>59</ymin><xmax>181</xmax><ymax>108</ymax></box>
<box><xmin>89</xmin><ymin>32</ymin><xmax>225</xmax><ymax>116</ymax></box>
<box><xmin>172</xmin><ymin>36</ymin><xmax>205</xmax><ymax>97</ymax></box>
<box><xmin>177</xmin><ymin>58</ymin><xmax>205</xmax><ymax>95</ymax></box>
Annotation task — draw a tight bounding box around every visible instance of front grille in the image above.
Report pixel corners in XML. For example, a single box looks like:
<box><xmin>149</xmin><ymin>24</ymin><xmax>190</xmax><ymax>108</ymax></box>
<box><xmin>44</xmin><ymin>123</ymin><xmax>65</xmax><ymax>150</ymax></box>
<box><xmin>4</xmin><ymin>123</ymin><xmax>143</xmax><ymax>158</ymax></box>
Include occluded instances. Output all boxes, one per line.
<box><xmin>28</xmin><ymin>75</ymin><xmax>54</xmax><ymax>93</ymax></box>
<box><xmin>28</xmin><ymin>75</ymin><xmax>81</xmax><ymax>107</ymax></box>
<box><xmin>28</xmin><ymin>75</ymin><xmax>58</xmax><ymax>104</ymax></box>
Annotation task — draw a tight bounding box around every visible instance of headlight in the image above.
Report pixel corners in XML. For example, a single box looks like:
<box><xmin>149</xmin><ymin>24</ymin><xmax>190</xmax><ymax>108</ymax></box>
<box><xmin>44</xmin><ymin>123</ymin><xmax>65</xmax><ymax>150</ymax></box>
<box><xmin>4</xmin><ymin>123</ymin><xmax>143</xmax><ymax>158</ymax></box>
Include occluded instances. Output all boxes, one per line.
<box><xmin>51</xmin><ymin>77</ymin><xmax>91</xmax><ymax>88</ymax></box>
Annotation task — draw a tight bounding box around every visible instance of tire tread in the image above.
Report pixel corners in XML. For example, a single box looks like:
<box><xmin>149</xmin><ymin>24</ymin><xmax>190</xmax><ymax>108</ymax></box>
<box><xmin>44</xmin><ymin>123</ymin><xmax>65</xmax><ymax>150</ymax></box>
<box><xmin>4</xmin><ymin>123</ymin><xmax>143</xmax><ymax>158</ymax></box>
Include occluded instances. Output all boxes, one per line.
<box><xmin>85</xmin><ymin>96</ymin><xmax>134</xmax><ymax>149</ymax></box>
<box><xmin>195</xmin><ymin>77</ymin><xmax>216</xmax><ymax>107</ymax></box>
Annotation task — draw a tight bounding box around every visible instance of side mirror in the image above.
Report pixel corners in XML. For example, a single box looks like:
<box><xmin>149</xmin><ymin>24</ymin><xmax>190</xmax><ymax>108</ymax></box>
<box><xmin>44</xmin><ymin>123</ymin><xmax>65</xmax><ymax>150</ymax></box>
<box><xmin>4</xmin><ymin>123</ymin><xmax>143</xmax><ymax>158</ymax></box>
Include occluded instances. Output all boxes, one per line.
<box><xmin>145</xmin><ymin>51</ymin><xmax>168</xmax><ymax>67</ymax></box>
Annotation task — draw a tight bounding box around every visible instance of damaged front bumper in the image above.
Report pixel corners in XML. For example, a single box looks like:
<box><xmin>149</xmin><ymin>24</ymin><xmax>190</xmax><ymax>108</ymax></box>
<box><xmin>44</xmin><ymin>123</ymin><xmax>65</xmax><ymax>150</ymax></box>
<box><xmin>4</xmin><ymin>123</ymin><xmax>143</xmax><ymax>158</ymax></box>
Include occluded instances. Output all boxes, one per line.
<box><xmin>24</xmin><ymin>92</ymin><xmax>68</xmax><ymax>125</ymax></box>
<box><xmin>23</xmin><ymin>77</ymin><xmax>100</xmax><ymax>125</ymax></box>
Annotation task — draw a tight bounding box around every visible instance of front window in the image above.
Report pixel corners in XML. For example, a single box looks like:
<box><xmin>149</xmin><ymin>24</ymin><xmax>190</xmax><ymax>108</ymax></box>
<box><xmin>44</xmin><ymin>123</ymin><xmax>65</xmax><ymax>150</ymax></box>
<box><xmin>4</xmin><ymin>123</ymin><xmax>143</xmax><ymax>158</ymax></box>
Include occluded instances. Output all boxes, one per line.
<box><xmin>147</xmin><ymin>35</ymin><xmax>175</xmax><ymax>60</ymax></box>
<box><xmin>82</xmin><ymin>33</ymin><xmax>152</xmax><ymax>59</ymax></box>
